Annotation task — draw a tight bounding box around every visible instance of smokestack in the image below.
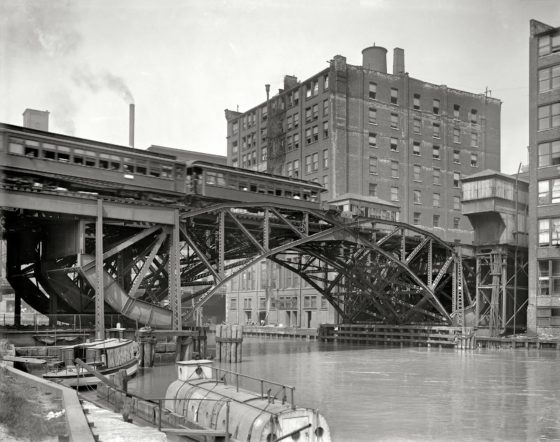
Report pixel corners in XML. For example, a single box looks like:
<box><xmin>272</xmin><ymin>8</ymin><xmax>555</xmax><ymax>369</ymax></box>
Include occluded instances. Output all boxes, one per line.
<box><xmin>393</xmin><ymin>48</ymin><xmax>405</xmax><ymax>75</ymax></box>
<box><xmin>129</xmin><ymin>103</ymin><xmax>135</xmax><ymax>148</ymax></box>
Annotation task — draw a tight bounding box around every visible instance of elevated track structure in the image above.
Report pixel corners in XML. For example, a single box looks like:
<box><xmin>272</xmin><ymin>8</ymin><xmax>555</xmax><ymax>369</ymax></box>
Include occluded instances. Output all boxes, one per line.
<box><xmin>0</xmin><ymin>123</ymin><xmax>468</xmax><ymax>336</ymax></box>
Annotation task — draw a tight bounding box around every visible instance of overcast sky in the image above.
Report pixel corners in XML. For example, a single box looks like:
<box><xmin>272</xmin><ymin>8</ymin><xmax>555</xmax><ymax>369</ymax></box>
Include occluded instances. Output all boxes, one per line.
<box><xmin>1</xmin><ymin>0</ymin><xmax>559</xmax><ymax>174</ymax></box>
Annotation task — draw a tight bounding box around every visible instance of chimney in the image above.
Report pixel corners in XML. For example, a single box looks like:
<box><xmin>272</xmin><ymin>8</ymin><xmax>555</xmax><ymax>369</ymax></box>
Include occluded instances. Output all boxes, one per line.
<box><xmin>129</xmin><ymin>103</ymin><xmax>135</xmax><ymax>148</ymax></box>
<box><xmin>283</xmin><ymin>75</ymin><xmax>299</xmax><ymax>90</ymax></box>
<box><xmin>23</xmin><ymin>109</ymin><xmax>49</xmax><ymax>131</ymax></box>
<box><xmin>393</xmin><ymin>48</ymin><xmax>405</xmax><ymax>75</ymax></box>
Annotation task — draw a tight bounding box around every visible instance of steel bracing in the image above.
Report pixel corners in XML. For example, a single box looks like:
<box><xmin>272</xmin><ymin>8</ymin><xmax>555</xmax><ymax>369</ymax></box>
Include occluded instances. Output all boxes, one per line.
<box><xmin>3</xmin><ymin>198</ymin><xmax>465</xmax><ymax>329</ymax></box>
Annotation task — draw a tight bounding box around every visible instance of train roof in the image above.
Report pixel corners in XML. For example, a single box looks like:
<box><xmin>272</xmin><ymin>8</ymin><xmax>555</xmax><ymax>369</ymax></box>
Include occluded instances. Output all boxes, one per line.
<box><xmin>0</xmin><ymin>123</ymin><xmax>177</xmax><ymax>161</ymax></box>
<box><xmin>186</xmin><ymin>160</ymin><xmax>326</xmax><ymax>191</ymax></box>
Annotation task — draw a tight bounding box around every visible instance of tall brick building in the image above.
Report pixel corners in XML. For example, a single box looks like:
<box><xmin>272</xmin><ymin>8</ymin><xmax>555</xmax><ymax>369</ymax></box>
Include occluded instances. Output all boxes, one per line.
<box><xmin>223</xmin><ymin>45</ymin><xmax>502</xmax><ymax>327</ymax></box>
<box><xmin>225</xmin><ymin>45</ymin><xmax>501</xmax><ymax>244</ymax></box>
<box><xmin>528</xmin><ymin>20</ymin><xmax>560</xmax><ymax>336</ymax></box>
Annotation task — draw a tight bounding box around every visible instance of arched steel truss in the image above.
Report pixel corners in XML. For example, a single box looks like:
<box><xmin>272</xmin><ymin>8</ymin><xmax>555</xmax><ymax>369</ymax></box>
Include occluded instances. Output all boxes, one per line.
<box><xmin>179</xmin><ymin>202</ymin><xmax>462</xmax><ymax>325</ymax></box>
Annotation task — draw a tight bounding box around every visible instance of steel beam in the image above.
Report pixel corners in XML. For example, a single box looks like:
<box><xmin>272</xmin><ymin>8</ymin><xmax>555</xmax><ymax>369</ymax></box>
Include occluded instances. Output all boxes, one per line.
<box><xmin>169</xmin><ymin>209</ymin><xmax>181</xmax><ymax>331</ymax></box>
<box><xmin>128</xmin><ymin>231</ymin><xmax>167</xmax><ymax>298</ymax></box>
<box><xmin>95</xmin><ymin>199</ymin><xmax>105</xmax><ymax>340</ymax></box>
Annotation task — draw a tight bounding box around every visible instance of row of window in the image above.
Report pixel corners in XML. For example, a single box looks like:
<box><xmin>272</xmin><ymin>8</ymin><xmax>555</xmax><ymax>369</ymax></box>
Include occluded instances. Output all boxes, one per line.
<box><xmin>538</xmin><ymin>102</ymin><xmax>560</xmax><ymax>131</ymax></box>
<box><xmin>537</xmin><ymin>259</ymin><xmax>560</xmax><ymax>296</ymax></box>
<box><xmin>538</xmin><ymin>218</ymin><xmax>560</xmax><ymax>246</ymax></box>
<box><xmin>538</xmin><ymin>178</ymin><xmax>560</xmax><ymax>205</ymax></box>
<box><xmin>537</xmin><ymin>139</ymin><xmax>560</xmax><ymax>167</ymax></box>
<box><xmin>368</xmin><ymin>82</ymin><xmax>479</xmax><ymax>121</ymax></box>
<box><xmin>538</xmin><ymin>64</ymin><xmax>560</xmax><ymax>92</ymax></box>
<box><xmin>230</xmin><ymin>295</ymin><xmax>328</xmax><ymax>311</ymax></box>
<box><xmin>412</xmin><ymin>212</ymin><xmax>462</xmax><ymax>229</ymax></box>
<box><xmin>538</xmin><ymin>33</ymin><xmax>560</xmax><ymax>57</ymax></box>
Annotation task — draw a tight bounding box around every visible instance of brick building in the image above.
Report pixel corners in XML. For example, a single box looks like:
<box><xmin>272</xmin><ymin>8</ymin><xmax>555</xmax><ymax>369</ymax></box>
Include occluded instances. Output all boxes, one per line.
<box><xmin>528</xmin><ymin>20</ymin><xmax>560</xmax><ymax>336</ymax></box>
<box><xmin>223</xmin><ymin>44</ymin><xmax>502</xmax><ymax>327</ymax></box>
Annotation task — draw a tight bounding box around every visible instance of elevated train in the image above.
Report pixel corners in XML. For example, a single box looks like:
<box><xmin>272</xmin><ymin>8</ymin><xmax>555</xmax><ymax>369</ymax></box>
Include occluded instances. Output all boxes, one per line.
<box><xmin>0</xmin><ymin>123</ymin><xmax>325</xmax><ymax>209</ymax></box>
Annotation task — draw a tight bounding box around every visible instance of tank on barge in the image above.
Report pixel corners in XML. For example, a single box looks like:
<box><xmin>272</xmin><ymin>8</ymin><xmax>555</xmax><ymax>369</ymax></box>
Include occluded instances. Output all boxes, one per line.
<box><xmin>165</xmin><ymin>360</ymin><xmax>331</xmax><ymax>442</ymax></box>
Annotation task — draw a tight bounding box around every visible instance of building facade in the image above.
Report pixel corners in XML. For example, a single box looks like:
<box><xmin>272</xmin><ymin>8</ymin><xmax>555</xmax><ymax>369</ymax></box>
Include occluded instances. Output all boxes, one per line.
<box><xmin>528</xmin><ymin>20</ymin><xmax>560</xmax><ymax>336</ymax></box>
<box><xmin>224</xmin><ymin>45</ymin><xmax>502</xmax><ymax>326</ymax></box>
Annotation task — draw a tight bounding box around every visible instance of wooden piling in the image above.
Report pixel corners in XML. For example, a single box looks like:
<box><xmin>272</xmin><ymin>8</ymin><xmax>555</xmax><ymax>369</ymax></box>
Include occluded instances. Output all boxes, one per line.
<box><xmin>216</xmin><ymin>324</ymin><xmax>243</xmax><ymax>363</ymax></box>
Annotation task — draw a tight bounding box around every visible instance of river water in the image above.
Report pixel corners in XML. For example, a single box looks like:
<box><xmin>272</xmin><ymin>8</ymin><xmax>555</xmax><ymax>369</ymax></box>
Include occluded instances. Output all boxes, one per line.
<box><xmin>127</xmin><ymin>338</ymin><xmax>560</xmax><ymax>441</ymax></box>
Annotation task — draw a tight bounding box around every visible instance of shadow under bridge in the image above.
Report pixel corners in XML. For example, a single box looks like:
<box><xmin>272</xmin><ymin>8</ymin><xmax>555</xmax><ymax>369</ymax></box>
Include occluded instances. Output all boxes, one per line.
<box><xmin>181</xmin><ymin>202</ymin><xmax>462</xmax><ymax>325</ymax></box>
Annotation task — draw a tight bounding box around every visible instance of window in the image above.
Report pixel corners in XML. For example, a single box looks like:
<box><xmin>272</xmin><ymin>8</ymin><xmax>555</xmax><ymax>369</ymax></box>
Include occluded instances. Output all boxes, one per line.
<box><xmin>537</xmin><ymin>260</ymin><xmax>560</xmax><ymax>296</ymax></box>
<box><xmin>453</xmin><ymin>104</ymin><xmax>460</xmax><ymax>119</ymax></box>
<box><xmin>390</xmin><ymin>113</ymin><xmax>399</xmax><ymax>129</ymax></box>
<box><xmin>294</xmin><ymin>113</ymin><xmax>300</xmax><ymax>128</ymax></box>
<box><xmin>293</xmin><ymin>159</ymin><xmax>299</xmax><ymax>177</ymax></box>
<box><xmin>262</xmin><ymin>106</ymin><xmax>268</xmax><ymax>120</ymax></box>
<box><xmin>232</xmin><ymin>140</ymin><xmax>238</xmax><ymax>154</ymax></box>
<box><xmin>313</xmin><ymin>80</ymin><xmax>319</xmax><ymax>96</ymax></box>
<box><xmin>287</xmin><ymin>115</ymin><xmax>293</xmax><ymax>130</ymax></box>
<box><xmin>232</xmin><ymin>159</ymin><xmax>238</xmax><ymax>168</ymax></box>
<box><xmin>368</xmin><ymin>132</ymin><xmax>377</xmax><ymax>148</ymax></box>
<box><xmin>453</xmin><ymin>217</ymin><xmax>460</xmax><ymax>229</ymax></box>
<box><xmin>390</xmin><ymin>186</ymin><xmax>399</xmax><ymax>201</ymax></box>
<box><xmin>413</xmin><ymin>141</ymin><xmax>421</xmax><ymax>156</ymax></box>
<box><xmin>538</xmin><ymin>33</ymin><xmax>560</xmax><ymax>57</ymax></box>
<box><xmin>231</xmin><ymin>298</ymin><xmax>237</xmax><ymax>310</ymax></box>
<box><xmin>538</xmin><ymin>179</ymin><xmax>560</xmax><ymax>204</ymax></box>
<box><xmin>313</xmin><ymin>125</ymin><xmax>319</xmax><ymax>142</ymax></box>
<box><xmin>538</xmin><ymin>140</ymin><xmax>560</xmax><ymax>166</ymax></box>
<box><xmin>453</xmin><ymin>150</ymin><xmax>460</xmax><ymax>164</ymax></box>
<box><xmin>306</xmin><ymin>127</ymin><xmax>312</xmax><ymax>144</ymax></box>
<box><xmin>433</xmin><ymin>145</ymin><xmax>441</xmax><ymax>160</ymax></box>
<box><xmin>413</xmin><ymin>164</ymin><xmax>421</xmax><ymax>181</ymax></box>
<box><xmin>323</xmin><ymin>121</ymin><xmax>329</xmax><ymax>138</ymax></box>
<box><xmin>312</xmin><ymin>104</ymin><xmax>319</xmax><ymax>120</ymax></box>
<box><xmin>305</xmin><ymin>107</ymin><xmax>312</xmax><ymax>123</ymax></box>
<box><xmin>390</xmin><ymin>137</ymin><xmax>398</xmax><ymax>151</ymax></box>
<box><xmin>391</xmin><ymin>88</ymin><xmax>398</xmax><ymax>104</ymax></box>
<box><xmin>232</xmin><ymin>121</ymin><xmax>239</xmax><ymax>134</ymax></box>
<box><xmin>323</xmin><ymin>99</ymin><xmax>329</xmax><ymax>117</ymax></box>
<box><xmin>470</xmin><ymin>109</ymin><xmax>478</xmax><ymax>124</ymax></box>
<box><xmin>312</xmin><ymin>152</ymin><xmax>319</xmax><ymax>171</ymax></box>
<box><xmin>453</xmin><ymin>172</ymin><xmax>461</xmax><ymax>187</ymax></box>
<box><xmin>538</xmin><ymin>103</ymin><xmax>560</xmax><ymax>130</ymax></box>
<box><xmin>433</xmin><ymin>193</ymin><xmax>440</xmax><ymax>207</ymax></box>
<box><xmin>471</xmin><ymin>153</ymin><xmax>478</xmax><ymax>167</ymax></box>
<box><xmin>413</xmin><ymin>190</ymin><xmax>422</xmax><ymax>204</ymax></box>
<box><xmin>433</xmin><ymin>123</ymin><xmax>440</xmax><ymax>138</ymax></box>
<box><xmin>433</xmin><ymin>214</ymin><xmax>440</xmax><ymax>227</ymax></box>
<box><xmin>369</xmin><ymin>156</ymin><xmax>378</xmax><ymax>175</ymax></box>
<box><xmin>413</xmin><ymin>118</ymin><xmax>421</xmax><ymax>134</ymax></box>
<box><xmin>539</xmin><ymin>65</ymin><xmax>560</xmax><ymax>92</ymax></box>
<box><xmin>286</xmin><ymin>134</ymin><xmax>293</xmax><ymax>151</ymax></box>
<box><xmin>433</xmin><ymin>99</ymin><xmax>440</xmax><ymax>114</ymax></box>
<box><xmin>293</xmin><ymin>133</ymin><xmax>300</xmax><ymax>149</ymax></box>
<box><xmin>391</xmin><ymin>160</ymin><xmax>399</xmax><ymax>178</ymax></box>
<box><xmin>323</xmin><ymin>175</ymin><xmax>329</xmax><ymax>190</ymax></box>
<box><xmin>471</xmin><ymin>132</ymin><xmax>479</xmax><ymax>147</ymax></box>
<box><xmin>369</xmin><ymin>82</ymin><xmax>377</xmax><ymax>99</ymax></box>
<box><xmin>433</xmin><ymin>168</ymin><xmax>441</xmax><ymax>185</ymax></box>
<box><xmin>293</xmin><ymin>90</ymin><xmax>299</xmax><ymax>106</ymax></box>
<box><xmin>323</xmin><ymin>73</ymin><xmax>329</xmax><ymax>91</ymax></box>
<box><xmin>413</xmin><ymin>212</ymin><xmax>421</xmax><ymax>225</ymax></box>
<box><xmin>413</xmin><ymin>94</ymin><xmax>420</xmax><ymax>110</ymax></box>
<box><xmin>368</xmin><ymin>107</ymin><xmax>377</xmax><ymax>124</ymax></box>
<box><xmin>453</xmin><ymin>196</ymin><xmax>461</xmax><ymax>210</ymax></box>
<box><xmin>369</xmin><ymin>183</ymin><xmax>377</xmax><ymax>197</ymax></box>
<box><xmin>305</xmin><ymin>155</ymin><xmax>312</xmax><ymax>173</ymax></box>
<box><xmin>306</xmin><ymin>83</ymin><xmax>312</xmax><ymax>99</ymax></box>
<box><xmin>539</xmin><ymin>218</ymin><xmax>560</xmax><ymax>246</ymax></box>
<box><xmin>261</xmin><ymin>128</ymin><xmax>267</xmax><ymax>144</ymax></box>
<box><xmin>323</xmin><ymin>149</ymin><xmax>329</xmax><ymax>168</ymax></box>
<box><xmin>261</xmin><ymin>147</ymin><xmax>267</xmax><ymax>162</ymax></box>
<box><xmin>453</xmin><ymin>128</ymin><xmax>461</xmax><ymax>143</ymax></box>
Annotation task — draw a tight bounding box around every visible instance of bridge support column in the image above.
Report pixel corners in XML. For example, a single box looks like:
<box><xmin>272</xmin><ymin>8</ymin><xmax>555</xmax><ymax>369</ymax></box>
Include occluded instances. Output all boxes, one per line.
<box><xmin>95</xmin><ymin>199</ymin><xmax>105</xmax><ymax>340</ymax></box>
<box><xmin>14</xmin><ymin>291</ymin><xmax>21</xmax><ymax>327</ymax></box>
<box><xmin>169</xmin><ymin>209</ymin><xmax>181</xmax><ymax>331</ymax></box>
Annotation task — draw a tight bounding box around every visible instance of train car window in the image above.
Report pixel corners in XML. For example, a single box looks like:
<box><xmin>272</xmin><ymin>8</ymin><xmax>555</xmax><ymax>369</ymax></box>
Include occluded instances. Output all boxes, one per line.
<box><xmin>161</xmin><ymin>165</ymin><xmax>173</xmax><ymax>178</ymax></box>
<box><xmin>216</xmin><ymin>173</ymin><xmax>226</xmax><ymax>187</ymax></box>
<box><xmin>43</xmin><ymin>148</ymin><xmax>56</xmax><ymax>160</ymax></box>
<box><xmin>109</xmin><ymin>155</ymin><xmax>121</xmax><ymax>170</ymax></box>
<box><xmin>206</xmin><ymin>172</ymin><xmax>216</xmax><ymax>185</ymax></box>
<box><xmin>8</xmin><ymin>141</ymin><xmax>24</xmax><ymax>155</ymax></box>
<box><xmin>73</xmin><ymin>155</ymin><xmax>84</xmax><ymax>165</ymax></box>
<box><xmin>99</xmin><ymin>153</ymin><xmax>110</xmax><ymax>169</ymax></box>
<box><xmin>250</xmin><ymin>184</ymin><xmax>257</xmax><ymax>192</ymax></box>
<box><xmin>136</xmin><ymin>160</ymin><xmax>147</xmax><ymax>175</ymax></box>
<box><xmin>57</xmin><ymin>145</ymin><xmax>70</xmax><ymax>162</ymax></box>
<box><xmin>149</xmin><ymin>164</ymin><xmax>161</xmax><ymax>177</ymax></box>
<box><xmin>239</xmin><ymin>182</ymin><xmax>248</xmax><ymax>191</ymax></box>
<box><xmin>85</xmin><ymin>151</ymin><xmax>96</xmax><ymax>167</ymax></box>
<box><xmin>275</xmin><ymin>189</ymin><xmax>283</xmax><ymax>196</ymax></box>
<box><xmin>175</xmin><ymin>165</ymin><xmax>184</xmax><ymax>180</ymax></box>
<box><xmin>123</xmin><ymin>157</ymin><xmax>134</xmax><ymax>173</ymax></box>
<box><xmin>26</xmin><ymin>139</ymin><xmax>40</xmax><ymax>147</ymax></box>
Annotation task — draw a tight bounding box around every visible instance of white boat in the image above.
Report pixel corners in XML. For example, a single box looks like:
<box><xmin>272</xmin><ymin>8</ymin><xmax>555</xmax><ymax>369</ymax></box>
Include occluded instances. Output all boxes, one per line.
<box><xmin>43</xmin><ymin>338</ymin><xmax>138</xmax><ymax>388</ymax></box>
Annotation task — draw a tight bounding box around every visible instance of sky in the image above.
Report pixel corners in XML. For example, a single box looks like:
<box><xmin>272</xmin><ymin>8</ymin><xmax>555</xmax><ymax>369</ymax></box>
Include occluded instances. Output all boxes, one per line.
<box><xmin>1</xmin><ymin>0</ymin><xmax>559</xmax><ymax>175</ymax></box>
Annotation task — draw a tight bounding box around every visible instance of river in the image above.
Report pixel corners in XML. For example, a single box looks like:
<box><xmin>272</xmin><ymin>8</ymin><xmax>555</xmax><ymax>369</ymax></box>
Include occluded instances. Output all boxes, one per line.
<box><xmin>127</xmin><ymin>338</ymin><xmax>560</xmax><ymax>441</ymax></box>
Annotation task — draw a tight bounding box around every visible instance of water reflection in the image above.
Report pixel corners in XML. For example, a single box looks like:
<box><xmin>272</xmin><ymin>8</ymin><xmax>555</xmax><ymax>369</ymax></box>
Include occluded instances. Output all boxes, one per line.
<box><xmin>127</xmin><ymin>338</ymin><xmax>560</xmax><ymax>441</ymax></box>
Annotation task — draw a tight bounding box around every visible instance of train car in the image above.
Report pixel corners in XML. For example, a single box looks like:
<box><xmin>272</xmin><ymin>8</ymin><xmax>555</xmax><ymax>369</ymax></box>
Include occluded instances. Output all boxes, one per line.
<box><xmin>165</xmin><ymin>360</ymin><xmax>331</xmax><ymax>442</ymax></box>
<box><xmin>0</xmin><ymin>123</ymin><xmax>186</xmax><ymax>203</ymax></box>
<box><xmin>185</xmin><ymin>160</ymin><xmax>326</xmax><ymax>209</ymax></box>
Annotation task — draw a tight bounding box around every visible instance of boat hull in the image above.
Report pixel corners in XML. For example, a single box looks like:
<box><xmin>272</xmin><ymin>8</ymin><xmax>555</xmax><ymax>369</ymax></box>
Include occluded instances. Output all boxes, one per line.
<box><xmin>44</xmin><ymin>358</ymin><xmax>138</xmax><ymax>388</ymax></box>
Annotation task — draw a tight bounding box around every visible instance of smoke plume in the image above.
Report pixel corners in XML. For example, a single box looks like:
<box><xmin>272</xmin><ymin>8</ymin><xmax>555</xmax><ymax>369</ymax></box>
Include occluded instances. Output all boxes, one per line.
<box><xmin>72</xmin><ymin>66</ymin><xmax>135</xmax><ymax>104</ymax></box>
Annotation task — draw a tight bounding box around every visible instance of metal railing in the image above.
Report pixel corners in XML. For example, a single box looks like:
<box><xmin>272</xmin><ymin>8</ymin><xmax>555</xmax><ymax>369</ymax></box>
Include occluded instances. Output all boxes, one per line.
<box><xmin>0</xmin><ymin>313</ymin><xmax>134</xmax><ymax>331</ymax></box>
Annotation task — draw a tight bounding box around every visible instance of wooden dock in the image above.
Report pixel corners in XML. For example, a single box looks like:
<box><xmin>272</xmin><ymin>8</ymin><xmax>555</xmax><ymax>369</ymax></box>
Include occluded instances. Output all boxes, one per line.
<box><xmin>242</xmin><ymin>326</ymin><xmax>318</xmax><ymax>340</ymax></box>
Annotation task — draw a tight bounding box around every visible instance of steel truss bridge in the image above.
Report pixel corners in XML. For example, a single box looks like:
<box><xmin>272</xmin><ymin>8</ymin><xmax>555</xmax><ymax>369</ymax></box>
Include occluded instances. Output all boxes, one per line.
<box><xmin>2</xmin><ymin>184</ymin><xmax>469</xmax><ymax>335</ymax></box>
